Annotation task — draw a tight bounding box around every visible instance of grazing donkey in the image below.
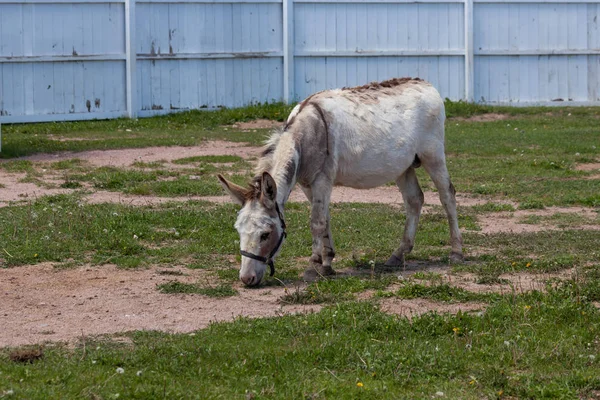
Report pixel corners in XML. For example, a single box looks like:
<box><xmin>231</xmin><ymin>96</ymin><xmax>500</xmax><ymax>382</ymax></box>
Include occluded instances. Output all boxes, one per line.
<box><xmin>218</xmin><ymin>78</ymin><xmax>463</xmax><ymax>286</ymax></box>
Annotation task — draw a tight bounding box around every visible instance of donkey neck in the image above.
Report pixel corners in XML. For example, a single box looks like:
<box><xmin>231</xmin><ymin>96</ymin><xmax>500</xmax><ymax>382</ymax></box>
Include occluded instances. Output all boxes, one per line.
<box><xmin>267</xmin><ymin>132</ymin><xmax>299</xmax><ymax>206</ymax></box>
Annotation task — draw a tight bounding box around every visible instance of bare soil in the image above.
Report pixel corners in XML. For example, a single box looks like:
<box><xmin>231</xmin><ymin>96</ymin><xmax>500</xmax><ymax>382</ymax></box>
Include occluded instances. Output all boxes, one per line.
<box><xmin>575</xmin><ymin>162</ymin><xmax>600</xmax><ymax>172</ymax></box>
<box><xmin>13</xmin><ymin>142</ymin><xmax>260</xmax><ymax>167</ymax></box>
<box><xmin>0</xmin><ymin>263</ymin><xmax>320</xmax><ymax>348</ymax></box>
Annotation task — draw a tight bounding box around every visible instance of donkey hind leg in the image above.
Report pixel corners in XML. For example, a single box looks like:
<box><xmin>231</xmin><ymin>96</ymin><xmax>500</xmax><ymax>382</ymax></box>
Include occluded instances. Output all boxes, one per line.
<box><xmin>385</xmin><ymin>167</ymin><xmax>425</xmax><ymax>267</ymax></box>
<box><xmin>305</xmin><ymin>177</ymin><xmax>336</xmax><ymax>278</ymax></box>
<box><xmin>422</xmin><ymin>155</ymin><xmax>464</xmax><ymax>263</ymax></box>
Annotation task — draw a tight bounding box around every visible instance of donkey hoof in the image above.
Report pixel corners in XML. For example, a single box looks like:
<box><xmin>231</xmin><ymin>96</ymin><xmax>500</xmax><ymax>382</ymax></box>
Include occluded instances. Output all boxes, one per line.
<box><xmin>384</xmin><ymin>253</ymin><xmax>405</xmax><ymax>268</ymax></box>
<box><xmin>449</xmin><ymin>252</ymin><xmax>464</xmax><ymax>264</ymax></box>
<box><xmin>318</xmin><ymin>265</ymin><xmax>336</xmax><ymax>276</ymax></box>
<box><xmin>302</xmin><ymin>264</ymin><xmax>336</xmax><ymax>282</ymax></box>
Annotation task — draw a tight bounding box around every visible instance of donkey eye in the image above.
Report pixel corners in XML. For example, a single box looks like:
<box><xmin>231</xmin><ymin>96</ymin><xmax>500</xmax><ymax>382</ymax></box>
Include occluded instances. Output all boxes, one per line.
<box><xmin>260</xmin><ymin>232</ymin><xmax>270</xmax><ymax>242</ymax></box>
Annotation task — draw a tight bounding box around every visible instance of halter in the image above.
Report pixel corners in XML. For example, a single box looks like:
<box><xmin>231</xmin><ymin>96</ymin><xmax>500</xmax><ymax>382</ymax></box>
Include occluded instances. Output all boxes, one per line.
<box><xmin>240</xmin><ymin>203</ymin><xmax>287</xmax><ymax>277</ymax></box>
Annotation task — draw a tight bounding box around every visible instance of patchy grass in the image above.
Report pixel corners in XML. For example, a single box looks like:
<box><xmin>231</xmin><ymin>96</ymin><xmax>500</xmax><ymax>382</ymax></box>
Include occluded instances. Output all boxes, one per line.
<box><xmin>469</xmin><ymin>202</ymin><xmax>516</xmax><ymax>213</ymax></box>
<box><xmin>130</xmin><ymin>160</ymin><xmax>166</xmax><ymax>169</ymax></box>
<box><xmin>0</xmin><ymin>103</ymin><xmax>294</xmax><ymax>158</ymax></box>
<box><xmin>519</xmin><ymin>212</ymin><xmax>598</xmax><ymax>228</ymax></box>
<box><xmin>172</xmin><ymin>155</ymin><xmax>244</xmax><ymax>164</ymax></box>
<box><xmin>158</xmin><ymin>281</ymin><xmax>238</xmax><ymax>297</ymax></box>
<box><xmin>2</xmin><ymin>291</ymin><xmax>600</xmax><ymax>399</ymax></box>
<box><xmin>377</xmin><ymin>282</ymin><xmax>500</xmax><ymax>303</ymax></box>
<box><xmin>1</xmin><ymin>103</ymin><xmax>600</xmax><ymax>398</ymax></box>
<box><xmin>0</xmin><ymin>160</ymin><xmax>35</xmax><ymax>173</ymax></box>
<box><xmin>281</xmin><ymin>276</ymin><xmax>396</xmax><ymax>304</ymax></box>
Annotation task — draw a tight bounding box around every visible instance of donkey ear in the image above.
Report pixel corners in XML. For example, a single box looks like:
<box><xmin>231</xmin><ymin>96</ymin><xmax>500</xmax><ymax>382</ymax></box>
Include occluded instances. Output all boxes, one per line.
<box><xmin>217</xmin><ymin>174</ymin><xmax>247</xmax><ymax>206</ymax></box>
<box><xmin>260</xmin><ymin>171</ymin><xmax>277</xmax><ymax>209</ymax></box>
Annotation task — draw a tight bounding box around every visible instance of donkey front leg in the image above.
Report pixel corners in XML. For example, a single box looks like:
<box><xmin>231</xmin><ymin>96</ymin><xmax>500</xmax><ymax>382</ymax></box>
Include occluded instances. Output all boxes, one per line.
<box><xmin>306</xmin><ymin>178</ymin><xmax>336</xmax><ymax>277</ymax></box>
<box><xmin>385</xmin><ymin>167</ymin><xmax>424</xmax><ymax>267</ymax></box>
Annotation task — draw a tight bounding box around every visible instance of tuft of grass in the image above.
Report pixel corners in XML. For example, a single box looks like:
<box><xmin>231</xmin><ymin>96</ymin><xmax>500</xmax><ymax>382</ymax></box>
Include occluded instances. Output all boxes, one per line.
<box><xmin>157</xmin><ymin>270</ymin><xmax>185</xmax><ymax>276</ymax></box>
<box><xmin>0</xmin><ymin>160</ymin><xmax>35</xmax><ymax>173</ymax></box>
<box><xmin>59</xmin><ymin>179</ymin><xmax>83</xmax><ymax>189</ymax></box>
<box><xmin>172</xmin><ymin>155</ymin><xmax>243</xmax><ymax>164</ymax></box>
<box><xmin>470</xmin><ymin>202</ymin><xmax>516</xmax><ymax>213</ymax></box>
<box><xmin>50</xmin><ymin>159</ymin><xmax>88</xmax><ymax>171</ymax></box>
<box><xmin>131</xmin><ymin>160</ymin><xmax>166</xmax><ymax>169</ymax></box>
<box><xmin>8</xmin><ymin>346</ymin><xmax>44</xmax><ymax>363</ymax></box>
<box><xmin>157</xmin><ymin>281</ymin><xmax>237</xmax><ymax>297</ymax></box>
<box><xmin>519</xmin><ymin>200</ymin><xmax>545</xmax><ymax>210</ymax></box>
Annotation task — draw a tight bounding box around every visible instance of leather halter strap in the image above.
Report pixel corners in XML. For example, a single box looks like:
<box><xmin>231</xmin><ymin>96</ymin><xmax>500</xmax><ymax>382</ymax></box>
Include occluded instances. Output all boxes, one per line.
<box><xmin>240</xmin><ymin>203</ymin><xmax>287</xmax><ymax>277</ymax></box>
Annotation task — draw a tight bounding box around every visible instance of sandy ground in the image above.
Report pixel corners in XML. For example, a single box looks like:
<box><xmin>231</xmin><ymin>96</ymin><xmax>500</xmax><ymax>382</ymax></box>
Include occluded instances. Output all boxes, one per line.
<box><xmin>1</xmin><ymin>141</ymin><xmax>597</xmax><ymax>347</ymax></box>
<box><xmin>0</xmin><ymin>263</ymin><xmax>321</xmax><ymax>348</ymax></box>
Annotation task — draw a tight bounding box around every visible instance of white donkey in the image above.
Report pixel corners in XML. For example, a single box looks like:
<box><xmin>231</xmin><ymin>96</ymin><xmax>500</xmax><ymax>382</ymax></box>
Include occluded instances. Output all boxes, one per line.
<box><xmin>218</xmin><ymin>78</ymin><xmax>463</xmax><ymax>286</ymax></box>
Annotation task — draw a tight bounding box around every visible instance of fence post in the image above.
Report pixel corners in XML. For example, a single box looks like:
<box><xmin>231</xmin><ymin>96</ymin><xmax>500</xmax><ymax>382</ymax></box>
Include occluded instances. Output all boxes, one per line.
<box><xmin>283</xmin><ymin>0</ymin><xmax>294</xmax><ymax>103</ymax></box>
<box><xmin>125</xmin><ymin>0</ymin><xmax>137</xmax><ymax>118</ymax></box>
<box><xmin>464</xmin><ymin>0</ymin><xmax>474</xmax><ymax>102</ymax></box>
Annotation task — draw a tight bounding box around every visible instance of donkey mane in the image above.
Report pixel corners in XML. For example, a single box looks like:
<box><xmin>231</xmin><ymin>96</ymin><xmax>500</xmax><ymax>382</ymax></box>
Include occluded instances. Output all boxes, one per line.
<box><xmin>343</xmin><ymin>77</ymin><xmax>424</xmax><ymax>92</ymax></box>
<box><xmin>255</xmin><ymin>127</ymin><xmax>284</xmax><ymax>176</ymax></box>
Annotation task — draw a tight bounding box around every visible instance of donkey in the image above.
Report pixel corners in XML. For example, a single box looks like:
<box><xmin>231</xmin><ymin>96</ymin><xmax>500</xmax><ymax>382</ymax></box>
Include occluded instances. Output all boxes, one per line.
<box><xmin>218</xmin><ymin>78</ymin><xmax>463</xmax><ymax>286</ymax></box>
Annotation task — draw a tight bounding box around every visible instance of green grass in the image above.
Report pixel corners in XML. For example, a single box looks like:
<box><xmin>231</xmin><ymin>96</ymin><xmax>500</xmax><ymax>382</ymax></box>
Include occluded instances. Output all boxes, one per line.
<box><xmin>0</xmin><ymin>103</ymin><xmax>294</xmax><ymax>158</ymax></box>
<box><xmin>172</xmin><ymin>155</ymin><xmax>244</xmax><ymax>164</ymax></box>
<box><xmin>281</xmin><ymin>276</ymin><xmax>397</xmax><ymax>304</ymax></box>
<box><xmin>519</xmin><ymin>212</ymin><xmax>598</xmax><ymax>228</ymax></box>
<box><xmin>1</xmin><ymin>193</ymin><xmax>596</xmax><ymax>288</ymax></box>
<box><xmin>0</xmin><ymin>160</ymin><xmax>35</xmax><ymax>173</ymax></box>
<box><xmin>2</xmin><ymin>290</ymin><xmax>600</xmax><ymax>399</ymax></box>
<box><xmin>158</xmin><ymin>281</ymin><xmax>238</xmax><ymax>297</ymax></box>
<box><xmin>1</xmin><ymin>104</ymin><xmax>600</xmax><ymax>398</ymax></box>
<box><xmin>442</xmin><ymin>112</ymin><xmax>600</xmax><ymax>207</ymax></box>
<box><xmin>377</xmin><ymin>282</ymin><xmax>501</xmax><ymax>303</ymax></box>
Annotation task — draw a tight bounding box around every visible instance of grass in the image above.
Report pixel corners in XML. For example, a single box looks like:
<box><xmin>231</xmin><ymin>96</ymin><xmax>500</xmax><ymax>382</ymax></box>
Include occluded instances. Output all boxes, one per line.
<box><xmin>376</xmin><ymin>282</ymin><xmax>501</xmax><ymax>303</ymax></box>
<box><xmin>2</xmin><ymin>290</ymin><xmax>600</xmax><ymax>398</ymax></box>
<box><xmin>1</xmin><ymin>103</ymin><xmax>600</xmax><ymax>398</ymax></box>
<box><xmin>158</xmin><ymin>281</ymin><xmax>238</xmax><ymax>297</ymax></box>
<box><xmin>172</xmin><ymin>155</ymin><xmax>244</xmax><ymax>164</ymax></box>
<box><xmin>0</xmin><ymin>103</ymin><xmax>294</xmax><ymax>158</ymax></box>
<box><xmin>519</xmin><ymin>212</ymin><xmax>598</xmax><ymax>228</ymax></box>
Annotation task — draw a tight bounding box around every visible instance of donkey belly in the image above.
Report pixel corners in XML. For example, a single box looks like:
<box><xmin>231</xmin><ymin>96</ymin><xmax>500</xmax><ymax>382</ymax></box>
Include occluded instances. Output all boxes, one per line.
<box><xmin>334</xmin><ymin>147</ymin><xmax>416</xmax><ymax>189</ymax></box>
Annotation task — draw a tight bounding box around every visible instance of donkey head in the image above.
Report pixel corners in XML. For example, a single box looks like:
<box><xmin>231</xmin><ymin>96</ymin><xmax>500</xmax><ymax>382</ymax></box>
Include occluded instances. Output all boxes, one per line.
<box><xmin>218</xmin><ymin>172</ymin><xmax>286</xmax><ymax>286</ymax></box>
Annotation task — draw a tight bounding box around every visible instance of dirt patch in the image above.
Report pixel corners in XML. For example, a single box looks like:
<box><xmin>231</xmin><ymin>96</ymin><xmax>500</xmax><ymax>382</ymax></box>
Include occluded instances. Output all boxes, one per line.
<box><xmin>450</xmin><ymin>113</ymin><xmax>512</xmax><ymax>122</ymax></box>
<box><xmin>379</xmin><ymin>298</ymin><xmax>485</xmax><ymax>318</ymax></box>
<box><xmin>575</xmin><ymin>162</ymin><xmax>600</xmax><ymax>172</ymax></box>
<box><xmin>0</xmin><ymin>263</ymin><xmax>321</xmax><ymax>348</ymax></box>
<box><xmin>229</xmin><ymin>119</ymin><xmax>282</xmax><ymax>130</ymax></box>
<box><xmin>445</xmin><ymin>269</ymin><xmax>576</xmax><ymax>294</ymax></box>
<box><xmin>13</xmin><ymin>142</ymin><xmax>261</xmax><ymax>167</ymax></box>
<box><xmin>0</xmin><ymin>172</ymin><xmax>71</xmax><ymax>207</ymax></box>
<box><xmin>476</xmin><ymin>207</ymin><xmax>600</xmax><ymax>234</ymax></box>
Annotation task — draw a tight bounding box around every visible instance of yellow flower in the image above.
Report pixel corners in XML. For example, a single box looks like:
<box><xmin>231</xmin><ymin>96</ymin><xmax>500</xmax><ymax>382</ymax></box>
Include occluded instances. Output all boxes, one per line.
<box><xmin>524</xmin><ymin>305</ymin><xmax>531</xmax><ymax>310</ymax></box>
<box><xmin>356</xmin><ymin>382</ymin><xmax>364</xmax><ymax>388</ymax></box>
<box><xmin>34</xmin><ymin>254</ymin><xmax>38</xmax><ymax>258</ymax></box>
<box><xmin>453</xmin><ymin>327</ymin><xmax>460</xmax><ymax>334</ymax></box>
<box><xmin>526</xmin><ymin>262</ymin><xmax>531</xmax><ymax>268</ymax></box>
<box><xmin>511</xmin><ymin>262</ymin><xmax>516</xmax><ymax>267</ymax></box>
<box><xmin>498</xmin><ymin>390</ymin><xmax>504</xmax><ymax>396</ymax></box>
<box><xmin>469</xmin><ymin>380</ymin><xmax>475</xmax><ymax>385</ymax></box>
